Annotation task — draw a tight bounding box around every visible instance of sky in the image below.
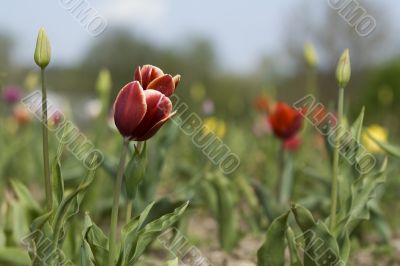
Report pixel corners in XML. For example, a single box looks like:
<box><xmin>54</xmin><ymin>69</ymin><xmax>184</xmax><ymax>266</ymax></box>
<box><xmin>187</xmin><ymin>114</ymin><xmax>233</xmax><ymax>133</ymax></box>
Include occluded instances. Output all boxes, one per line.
<box><xmin>1</xmin><ymin>0</ymin><xmax>399</xmax><ymax>72</ymax></box>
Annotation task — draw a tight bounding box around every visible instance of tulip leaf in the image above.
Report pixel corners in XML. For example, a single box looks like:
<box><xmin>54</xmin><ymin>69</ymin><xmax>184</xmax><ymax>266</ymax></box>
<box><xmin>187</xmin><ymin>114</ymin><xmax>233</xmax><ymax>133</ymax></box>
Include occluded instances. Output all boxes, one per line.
<box><xmin>292</xmin><ymin>204</ymin><xmax>340</xmax><ymax>266</ymax></box>
<box><xmin>51</xmin><ymin>159</ymin><xmax>64</xmax><ymax>208</ymax></box>
<box><xmin>286</xmin><ymin>227</ymin><xmax>303</xmax><ymax>266</ymax></box>
<box><xmin>81</xmin><ymin>212</ymin><xmax>109</xmax><ymax>266</ymax></box>
<box><xmin>0</xmin><ymin>247</ymin><xmax>31</xmax><ymax>266</ymax></box>
<box><xmin>10</xmin><ymin>180</ymin><xmax>41</xmax><ymax>212</ymax></box>
<box><xmin>335</xmin><ymin>158</ymin><xmax>387</xmax><ymax>235</ymax></box>
<box><xmin>211</xmin><ymin>174</ymin><xmax>239</xmax><ymax>251</ymax></box>
<box><xmin>119</xmin><ymin>201</ymin><xmax>189</xmax><ymax>265</ymax></box>
<box><xmin>257</xmin><ymin>211</ymin><xmax>290</xmax><ymax>266</ymax></box>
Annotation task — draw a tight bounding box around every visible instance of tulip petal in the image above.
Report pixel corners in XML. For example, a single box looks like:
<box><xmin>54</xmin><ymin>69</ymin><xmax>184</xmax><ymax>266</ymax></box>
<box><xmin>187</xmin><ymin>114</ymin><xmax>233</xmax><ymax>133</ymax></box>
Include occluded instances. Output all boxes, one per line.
<box><xmin>113</xmin><ymin>81</ymin><xmax>147</xmax><ymax>137</ymax></box>
<box><xmin>131</xmin><ymin>89</ymin><xmax>172</xmax><ymax>140</ymax></box>
<box><xmin>134</xmin><ymin>66</ymin><xmax>142</xmax><ymax>84</ymax></box>
<box><xmin>136</xmin><ymin>111</ymin><xmax>176</xmax><ymax>141</ymax></box>
<box><xmin>140</xmin><ymin>65</ymin><xmax>164</xmax><ymax>89</ymax></box>
<box><xmin>173</xmin><ymin>75</ymin><xmax>181</xmax><ymax>89</ymax></box>
<box><xmin>147</xmin><ymin>74</ymin><xmax>175</xmax><ymax>97</ymax></box>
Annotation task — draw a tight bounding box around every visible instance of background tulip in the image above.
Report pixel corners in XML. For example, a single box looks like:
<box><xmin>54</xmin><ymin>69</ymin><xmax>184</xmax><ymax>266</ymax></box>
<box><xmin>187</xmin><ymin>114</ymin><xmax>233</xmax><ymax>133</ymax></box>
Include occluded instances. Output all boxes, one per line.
<box><xmin>269</xmin><ymin>102</ymin><xmax>303</xmax><ymax>140</ymax></box>
<box><xmin>2</xmin><ymin>86</ymin><xmax>22</xmax><ymax>104</ymax></box>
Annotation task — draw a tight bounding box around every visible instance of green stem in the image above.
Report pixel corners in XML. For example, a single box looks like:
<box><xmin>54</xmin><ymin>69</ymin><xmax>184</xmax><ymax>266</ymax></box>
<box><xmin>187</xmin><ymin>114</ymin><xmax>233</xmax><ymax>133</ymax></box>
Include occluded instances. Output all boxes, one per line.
<box><xmin>276</xmin><ymin>143</ymin><xmax>284</xmax><ymax>203</ymax></box>
<box><xmin>330</xmin><ymin>87</ymin><xmax>344</xmax><ymax>231</ymax></box>
<box><xmin>109</xmin><ymin>138</ymin><xmax>130</xmax><ymax>266</ymax></box>
<box><xmin>126</xmin><ymin>199</ymin><xmax>133</xmax><ymax>224</ymax></box>
<box><xmin>307</xmin><ymin>66</ymin><xmax>318</xmax><ymax>98</ymax></box>
<box><xmin>41</xmin><ymin>68</ymin><xmax>52</xmax><ymax>211</ymax></box>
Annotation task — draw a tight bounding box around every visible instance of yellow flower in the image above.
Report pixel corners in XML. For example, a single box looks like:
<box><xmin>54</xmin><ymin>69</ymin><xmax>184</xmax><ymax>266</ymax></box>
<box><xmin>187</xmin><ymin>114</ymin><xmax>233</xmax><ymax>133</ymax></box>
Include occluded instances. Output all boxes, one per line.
<box><xmin>363</xmin><ymin>124</ymin><xmax>388</xmax><ymax>153</ymax></box>
<box><xmin>203</xmin><ymin>117</ymin><xmax>226</xmax><ymax>139</ymax></box>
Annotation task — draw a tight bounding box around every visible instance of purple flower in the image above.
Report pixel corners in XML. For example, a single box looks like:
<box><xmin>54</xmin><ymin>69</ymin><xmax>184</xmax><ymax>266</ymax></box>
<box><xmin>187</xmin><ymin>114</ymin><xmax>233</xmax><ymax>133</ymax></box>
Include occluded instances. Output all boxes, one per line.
<box><xmin>2</xmin><ymin>86</ymin><xmax>22</xmax><ymax>104</ymax></box>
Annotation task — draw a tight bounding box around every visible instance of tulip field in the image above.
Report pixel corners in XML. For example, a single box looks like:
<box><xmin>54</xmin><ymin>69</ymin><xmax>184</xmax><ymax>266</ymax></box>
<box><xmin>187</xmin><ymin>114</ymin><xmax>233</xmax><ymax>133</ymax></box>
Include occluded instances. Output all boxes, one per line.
<box><xmin>2</xmin><ymin>2</ymin><xmax>400</xmax><ymax>265</ymax></box>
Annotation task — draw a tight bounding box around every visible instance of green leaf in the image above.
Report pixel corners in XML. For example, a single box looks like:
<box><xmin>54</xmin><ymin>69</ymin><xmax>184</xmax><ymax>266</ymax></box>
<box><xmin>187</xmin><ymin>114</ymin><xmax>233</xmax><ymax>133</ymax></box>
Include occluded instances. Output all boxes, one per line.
<box><xmin>10</xmin><ymin>180</ymin><xmax>41</xmax><ymax>212</ymax></box>
<box><xmin>336</xmin><ymin>158</ymin><xmax>387</xmax><ymax>234</ymax></box>
<box><xmin>51</xmin><ymin>159</ymin><xmax>64</xmax><ymax>207</ymax></box>
<box><xmin>292</xmin><ymin>204</ymin><xmax>341</xmax><ymax>266</ymax></box>
<box><xmin>120</xmin><ymin>201</ymin><xmax>189</xmax><ymax>265</ymax></box>
<box><xmin>257</xmin><ymin>211</ymin><xmax>290</xmax><ymax>266</ymax></box>
<box><xmin>0</xmin><ymin>247</ymin><xmax>31</xmax><ymax>266</ymax></box>
<box><xmin>81</xmin><ymin>212</ymin><xmax>109</xmax><ymax>266</ymax></box>
<box><xmin>350</xmin><ymin>107</ymin><xmax>365</xmax><ymax>144</ymax></box>
<box><xmin>212</xmin><ymin>174</ymin><xmax>239</xmax><ymax>251</ymax></box>
<box><xmin>51</xmin><ymin>125</ymin><xmax>67</xmax><ymax>208</ymax></box>
<box><xmin>286</xmin><ymin>227</ymin><xmax>303</xmax><ymax>266</ymax></box>
<box><xmin>81</xmin><ymin>240</ymin><xmax>95</xmax><ymax>266</ymax></box>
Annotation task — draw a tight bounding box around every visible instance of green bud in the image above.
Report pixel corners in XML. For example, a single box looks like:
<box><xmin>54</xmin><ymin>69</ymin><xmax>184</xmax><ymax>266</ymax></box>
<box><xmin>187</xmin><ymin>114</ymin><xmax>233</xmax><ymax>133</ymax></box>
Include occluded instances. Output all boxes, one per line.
<box><xmin>34</xmin><ymin>28</ymin><xmax>51</xmax><ymax>69</ymax></box>
<box><xmin>125</xmin><ymin>142</ymin><xmax>147</xmax><ymax>199</ymax></box>
<box><xmin>96</xmin><ymin>69</ymin><xmax>112</xmax><ymax>95</ymax></box>
<box><xmin>304</xmin><ymin>42</ymin><xmax>318</xmax><ymax>67</ymax></box>
<box><xmin>336</xmin><ymin>49</ymin><xmax>351</xmax><ymax>88</ymax></box>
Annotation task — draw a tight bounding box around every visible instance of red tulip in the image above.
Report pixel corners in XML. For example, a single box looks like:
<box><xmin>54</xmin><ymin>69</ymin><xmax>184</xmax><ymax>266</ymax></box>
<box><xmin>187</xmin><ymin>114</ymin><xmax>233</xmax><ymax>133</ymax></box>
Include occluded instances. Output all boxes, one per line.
<box><xmin>269</xmin><ymin>102</ymin><xmax>303</xmax><ymax>140</ymax></box>
<box><xmin>113</xmin><ymin>81</ymin><xmax>176</xmax><ymax>141</ymax></box>
<box><xmin>134</xmin><ymin>65</ymin><xmax>181</xmax><ymax>97</ymax></box>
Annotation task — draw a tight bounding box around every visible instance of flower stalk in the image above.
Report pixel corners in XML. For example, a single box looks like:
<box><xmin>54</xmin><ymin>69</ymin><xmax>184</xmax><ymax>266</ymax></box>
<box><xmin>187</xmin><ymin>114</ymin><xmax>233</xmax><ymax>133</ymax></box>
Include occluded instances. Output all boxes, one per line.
<box><xmin>35</xmin><ymin>28</ymin><xmax>52</xmax><ymax>211</ymax></box>
<box><xmin>330</xmin><ymin>87</ymin><xmax>344</xmax><ymax>231</ymax></box>
<box><xmin>330</xmin><ymin>49</ymin><xmax>350</xmax><ymax>231</ymax></box>
<box><xmin>109</xmin><ymin>138</ymin><xmax>130</xmax><ymax>265</ymax></box>
<box><xmin>41</xmin><ymin>68</ymin><xmax>52</xmax><ymax>211</ymax></box>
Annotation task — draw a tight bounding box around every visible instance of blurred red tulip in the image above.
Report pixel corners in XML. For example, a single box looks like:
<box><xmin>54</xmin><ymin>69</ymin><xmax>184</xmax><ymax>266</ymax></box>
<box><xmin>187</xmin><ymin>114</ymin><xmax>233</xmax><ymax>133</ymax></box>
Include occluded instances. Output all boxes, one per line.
<box><xmin>283</xmin><ymin>135</ymin><xmax>301</xmax><ymax>151</ymax></box>
<box><xmin>134</xmin><ymin>65</ymin><xmax>181</xmax><ymax>97</ymax></box>
<box><xmin>113</xmin><ymin>81</ymin><xmax>176</xmax><ymax>141</ymax></box>
<box><xmin>269</xmin><ymin>102</ymin><xmax>303</xmax><ymax>140</ymax></box>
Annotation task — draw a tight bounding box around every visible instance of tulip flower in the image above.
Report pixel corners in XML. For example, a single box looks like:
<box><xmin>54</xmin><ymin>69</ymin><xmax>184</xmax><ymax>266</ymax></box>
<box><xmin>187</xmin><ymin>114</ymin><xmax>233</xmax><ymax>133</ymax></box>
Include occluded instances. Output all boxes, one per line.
<box><xmin>113</xmin><ymin>81</ymin><xmax>176</xmax><ymax>141</ymax></box>
<box><xmin>110</xmin><ymin>66</ymin><xmax>181</xmax><ymax>265</ymax></box>
<box><xmin>134</xmin><ymin>65</ymin><xmax>180</xmax><ymax>97</ymax></box>
<box><xmin>269</xmin><ymin>102</ymin><xmax>303</xmax><ymax>140</ymax></box>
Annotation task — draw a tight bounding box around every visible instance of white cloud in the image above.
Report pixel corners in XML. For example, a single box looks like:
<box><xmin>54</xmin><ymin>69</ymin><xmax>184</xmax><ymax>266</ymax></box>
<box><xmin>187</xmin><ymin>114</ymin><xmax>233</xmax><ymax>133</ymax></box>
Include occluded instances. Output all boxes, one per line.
<box><xmin>101</xmin><ymin>0</ymin><xmax>167</xmax><ymax>24</ymax></box>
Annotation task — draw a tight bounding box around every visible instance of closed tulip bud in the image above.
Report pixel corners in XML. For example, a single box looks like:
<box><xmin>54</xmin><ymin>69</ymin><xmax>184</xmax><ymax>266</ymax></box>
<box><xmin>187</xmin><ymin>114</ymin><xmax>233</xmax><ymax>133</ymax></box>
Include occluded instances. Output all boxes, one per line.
<box><xmin>34</xmin><ymin>28</ymin><xmax>51</xmax><ymax>69</ymax></box>
<box><xmin>336</xmin><ymin>49</ymin><xmax>351</xmax><ymax>88</ymax></box>
<box><xmin>96</xmin><ymin>69</ymin><xmax>112</xmax><ymax>96</ymax></box>
<box><xmin>304</xmin><ymin>42</ymin><xmax>318</xmax><ymax>67</ymax></box>
<box><xmin>125</xmin><ymin>143</ymin><xmax>147</xmax><ymax>199</ymax></box>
